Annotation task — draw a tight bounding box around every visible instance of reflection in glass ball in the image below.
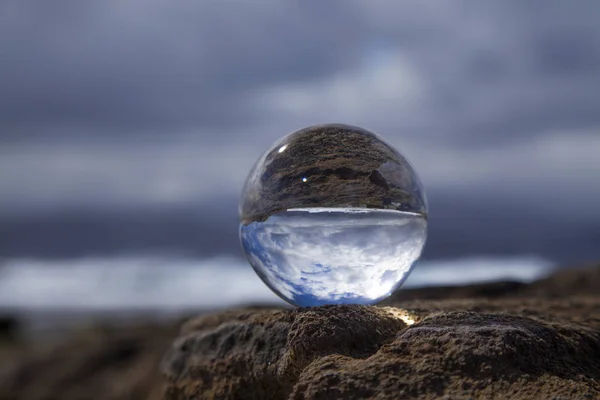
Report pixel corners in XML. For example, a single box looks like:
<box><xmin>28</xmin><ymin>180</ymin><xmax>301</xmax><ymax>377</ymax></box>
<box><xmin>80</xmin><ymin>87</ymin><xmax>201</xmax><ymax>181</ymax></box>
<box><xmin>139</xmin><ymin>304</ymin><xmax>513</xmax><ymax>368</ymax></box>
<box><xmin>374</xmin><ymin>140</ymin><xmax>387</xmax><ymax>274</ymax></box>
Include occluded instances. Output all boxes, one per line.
<box><xmin>239</xmin><ymin>124</ymin><xmax>428</xmax><ymax>307</ymax></box>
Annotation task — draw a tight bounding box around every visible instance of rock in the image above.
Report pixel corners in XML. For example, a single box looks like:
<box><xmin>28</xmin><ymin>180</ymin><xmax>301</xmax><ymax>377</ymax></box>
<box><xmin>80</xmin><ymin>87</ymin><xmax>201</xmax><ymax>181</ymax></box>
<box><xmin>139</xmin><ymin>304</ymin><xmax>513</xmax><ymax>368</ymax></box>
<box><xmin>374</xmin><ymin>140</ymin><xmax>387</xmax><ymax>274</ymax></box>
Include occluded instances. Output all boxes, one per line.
<box><xmin>162</xmin><ymin>298</ymin><xmax>600</xmax><ymax>399</ymax></box>
<box><xmin>387</xmin><ymin>263</ymin><xmax>600</xmax><ymax>301</ymax></box>
<box><xmin>0</xmin><ymin>315</ymin><xmax>20</xmax><ymax>343</ymax></box>
<box><xmin>292</xmin><ymin>312</ymin><xmax>600</xmax><ymax>400</ymax></box>
<box><xmin>162</xmin><ymin>306</ymin><xmax>408</xmax><ymax>399</ymax></box>
<box><xmin>523</xmin><ymin>263</ymin><xmax>600</xmax><ymax>297</ymax></box>
<box><xmin>2</xmin><ymin>265</ymin><xmax>600</xmax><ymax>399</ymax></box>
<box><xmin>0</xmin><ymin>322</ymin><xmax>179</xmax><ymax>400</ymax></box>
<box><xmin>385</xmin><ymin>280</ymin><xmax>529</xmax><ymax>301</ymax></box>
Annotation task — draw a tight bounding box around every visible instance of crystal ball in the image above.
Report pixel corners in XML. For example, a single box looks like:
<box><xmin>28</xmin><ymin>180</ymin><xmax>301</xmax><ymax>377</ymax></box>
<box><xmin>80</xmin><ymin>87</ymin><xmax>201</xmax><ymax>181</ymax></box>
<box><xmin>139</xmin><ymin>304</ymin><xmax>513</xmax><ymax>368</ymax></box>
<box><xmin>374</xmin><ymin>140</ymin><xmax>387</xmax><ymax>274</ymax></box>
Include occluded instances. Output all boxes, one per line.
<box><xmin>239</xmin><ymin>124</ymin><xmax>428</xmax><ymax>307</ymax></box>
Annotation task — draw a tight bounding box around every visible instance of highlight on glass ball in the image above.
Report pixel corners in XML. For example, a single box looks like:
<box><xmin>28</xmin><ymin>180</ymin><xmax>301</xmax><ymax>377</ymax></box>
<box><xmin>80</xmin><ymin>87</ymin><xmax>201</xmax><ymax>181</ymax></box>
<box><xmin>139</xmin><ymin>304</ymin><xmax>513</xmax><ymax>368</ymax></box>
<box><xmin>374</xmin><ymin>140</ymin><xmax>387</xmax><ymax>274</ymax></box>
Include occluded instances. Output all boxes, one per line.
<box><xmin>239</xmin><ymin>124</ymin><xmax>428</xmax><ymax>307</ymax></box>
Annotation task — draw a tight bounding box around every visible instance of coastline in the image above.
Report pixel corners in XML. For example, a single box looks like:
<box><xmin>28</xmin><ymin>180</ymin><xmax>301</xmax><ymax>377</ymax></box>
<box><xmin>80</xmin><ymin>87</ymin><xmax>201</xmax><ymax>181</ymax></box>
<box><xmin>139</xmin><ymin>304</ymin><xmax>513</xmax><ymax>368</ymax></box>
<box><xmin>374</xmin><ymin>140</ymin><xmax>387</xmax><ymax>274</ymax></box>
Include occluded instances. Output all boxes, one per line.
<box><xmin>1</xmin><ymin>263</ymin><xmax>598</xmax><ymax>399</ymax></box>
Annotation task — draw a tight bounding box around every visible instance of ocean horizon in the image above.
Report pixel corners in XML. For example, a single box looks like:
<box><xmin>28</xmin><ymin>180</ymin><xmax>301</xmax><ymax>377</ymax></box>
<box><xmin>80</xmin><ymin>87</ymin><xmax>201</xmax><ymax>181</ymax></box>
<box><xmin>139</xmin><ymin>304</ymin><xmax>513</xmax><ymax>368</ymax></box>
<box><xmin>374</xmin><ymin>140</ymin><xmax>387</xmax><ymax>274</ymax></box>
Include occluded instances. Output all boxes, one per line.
<box><xmin>0</xmin><ymin>254</ymin><xmax>554</xmax><ymax>312</ymax></box>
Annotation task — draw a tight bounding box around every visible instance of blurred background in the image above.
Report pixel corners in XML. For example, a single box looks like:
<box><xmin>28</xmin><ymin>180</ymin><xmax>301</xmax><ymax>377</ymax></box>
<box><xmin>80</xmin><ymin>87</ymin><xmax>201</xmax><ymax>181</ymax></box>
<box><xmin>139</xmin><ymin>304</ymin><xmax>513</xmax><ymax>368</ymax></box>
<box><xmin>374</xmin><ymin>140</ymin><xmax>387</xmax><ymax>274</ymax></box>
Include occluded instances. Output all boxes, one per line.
<box><xmin>1</xmin><ymin>0</ymin><xmax>599</xmax><ymax>314</ymax></box>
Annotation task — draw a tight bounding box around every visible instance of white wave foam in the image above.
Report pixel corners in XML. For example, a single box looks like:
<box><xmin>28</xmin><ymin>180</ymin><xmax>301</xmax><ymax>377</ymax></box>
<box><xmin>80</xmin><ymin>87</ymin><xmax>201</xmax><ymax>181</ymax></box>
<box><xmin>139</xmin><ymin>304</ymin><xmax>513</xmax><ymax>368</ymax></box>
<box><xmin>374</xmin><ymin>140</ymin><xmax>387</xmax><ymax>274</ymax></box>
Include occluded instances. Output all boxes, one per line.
<box><xmin>0</xmin><ymin>255</ymin><xmax>554</xmax><ymax>310</ymax></box>
<box><xmin>286</xmin><ymin>207</ymin><xmax>412</xmax><ymax>214</ymax></box>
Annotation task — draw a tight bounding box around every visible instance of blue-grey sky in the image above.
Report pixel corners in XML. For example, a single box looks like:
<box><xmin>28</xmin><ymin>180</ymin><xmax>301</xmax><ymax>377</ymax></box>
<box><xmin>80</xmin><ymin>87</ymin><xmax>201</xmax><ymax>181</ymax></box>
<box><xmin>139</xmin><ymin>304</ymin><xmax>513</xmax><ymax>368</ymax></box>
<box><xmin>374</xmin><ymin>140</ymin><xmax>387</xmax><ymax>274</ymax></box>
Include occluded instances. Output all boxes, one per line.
<box><xmin>1</xmin><ymin>0</ymin><xmax>599</xmax><ymax>263</ymax></box>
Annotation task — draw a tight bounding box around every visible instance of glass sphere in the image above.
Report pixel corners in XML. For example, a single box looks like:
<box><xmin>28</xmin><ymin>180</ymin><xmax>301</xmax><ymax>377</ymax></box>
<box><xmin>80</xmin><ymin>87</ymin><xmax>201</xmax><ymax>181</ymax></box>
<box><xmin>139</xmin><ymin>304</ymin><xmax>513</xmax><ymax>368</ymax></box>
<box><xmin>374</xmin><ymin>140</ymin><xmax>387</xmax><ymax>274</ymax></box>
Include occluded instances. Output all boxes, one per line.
<box><xmin>239</xmin><ymin>124</ymin><xmax>428</xmax><ymax>307</ymax></box>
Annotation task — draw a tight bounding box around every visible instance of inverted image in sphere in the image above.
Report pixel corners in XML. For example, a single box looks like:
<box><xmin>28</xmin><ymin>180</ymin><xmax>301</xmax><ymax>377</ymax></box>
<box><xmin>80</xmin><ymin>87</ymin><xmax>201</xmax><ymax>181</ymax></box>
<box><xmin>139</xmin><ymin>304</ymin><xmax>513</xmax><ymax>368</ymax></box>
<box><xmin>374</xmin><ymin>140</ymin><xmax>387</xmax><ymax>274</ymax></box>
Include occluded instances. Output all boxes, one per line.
<box><xmin>239</xmin><ymin>124</ymin><xmax>427</xmax><ymax>307</ymax></box>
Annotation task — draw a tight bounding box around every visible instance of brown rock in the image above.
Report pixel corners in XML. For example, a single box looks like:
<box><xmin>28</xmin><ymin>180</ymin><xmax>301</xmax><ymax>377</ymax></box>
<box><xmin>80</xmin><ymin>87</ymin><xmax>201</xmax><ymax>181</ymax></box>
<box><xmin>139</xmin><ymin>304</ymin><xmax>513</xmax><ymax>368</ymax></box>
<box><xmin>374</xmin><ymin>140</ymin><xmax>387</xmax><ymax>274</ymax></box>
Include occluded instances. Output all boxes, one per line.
<box><xmin>523</xmin><ymin>263</ymin><xmax>600</xmax><ymax>297</ymax></box>
<box><xmin>1</xmin><ymin>322</ymin><xmax>178</xmax><ymax>400</ymax></box>
<box><xmin>162</xmin><ymin>306</ymin><xmax>407</xmax><ymax>399</ymax></box>
<box><xmin>2</xmin><ymin>266</ymin><xmax>600</xmax><ymax>399</ymax></box>
<box><xmin>162</xmin><ymin>297</ymin><xmax>600</xmax><ymax>399</ymax></box>
<box><xmin>387</xmin><ymin>263</ymin><xmax>600</xmax><ymax>302</ymax></box>
<box><xmin>292</xmin><ymin>312</ymin><xmax>600</xmax><ymax>399</ymax></box>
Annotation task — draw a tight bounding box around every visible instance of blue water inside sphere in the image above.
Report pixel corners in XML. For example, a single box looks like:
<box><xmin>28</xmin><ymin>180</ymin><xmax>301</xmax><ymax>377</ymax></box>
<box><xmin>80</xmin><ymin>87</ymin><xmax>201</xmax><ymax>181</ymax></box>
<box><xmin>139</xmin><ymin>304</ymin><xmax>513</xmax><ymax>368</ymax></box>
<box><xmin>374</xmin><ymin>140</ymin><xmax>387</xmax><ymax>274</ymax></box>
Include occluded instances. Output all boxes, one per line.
<box><xmin>239</xmin><ymin>124</ymin><xmax>428</xmax><ymax>307</ymax></box>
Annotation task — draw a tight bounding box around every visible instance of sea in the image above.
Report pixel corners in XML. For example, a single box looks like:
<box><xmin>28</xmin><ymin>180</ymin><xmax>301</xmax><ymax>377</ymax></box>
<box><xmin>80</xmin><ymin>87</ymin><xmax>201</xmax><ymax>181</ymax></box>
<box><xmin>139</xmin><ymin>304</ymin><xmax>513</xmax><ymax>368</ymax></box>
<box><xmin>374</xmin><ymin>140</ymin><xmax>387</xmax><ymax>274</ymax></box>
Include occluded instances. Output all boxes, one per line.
<box><xmin>0</xmin><ymin>254</ymin><xmax>554</xmax><ymax>312</ymax></box>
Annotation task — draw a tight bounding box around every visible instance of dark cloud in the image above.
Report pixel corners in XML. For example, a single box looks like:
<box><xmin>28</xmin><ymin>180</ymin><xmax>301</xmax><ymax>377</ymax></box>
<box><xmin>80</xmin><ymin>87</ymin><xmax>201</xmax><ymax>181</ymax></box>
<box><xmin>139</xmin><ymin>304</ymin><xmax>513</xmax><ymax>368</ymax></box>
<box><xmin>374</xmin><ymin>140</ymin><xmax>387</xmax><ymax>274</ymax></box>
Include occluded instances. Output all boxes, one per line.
<box><xmin>1</xmin><ymin>1</ymin><xmax>599</xmax><ymax>144</ymax></box>
<box><xmin>0</xmin><ymin>0</ymin><xmax>364</xmax><ymax>137</ymax></box>
<box><xmin>1</xmin><ymin>1</ymin><xmax>600</xmax><ymax>263</ymax></box>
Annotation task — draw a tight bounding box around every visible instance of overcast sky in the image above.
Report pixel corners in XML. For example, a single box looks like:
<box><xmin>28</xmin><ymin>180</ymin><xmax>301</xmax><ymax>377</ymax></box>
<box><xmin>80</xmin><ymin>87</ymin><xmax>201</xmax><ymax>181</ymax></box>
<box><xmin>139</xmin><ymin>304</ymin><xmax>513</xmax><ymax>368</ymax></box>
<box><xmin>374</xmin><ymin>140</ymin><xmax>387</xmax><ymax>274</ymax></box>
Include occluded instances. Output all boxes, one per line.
<box><xmin>1</xmin><ymin>0</ymin><xmax>599</xmax><ymax>263</ymax></box>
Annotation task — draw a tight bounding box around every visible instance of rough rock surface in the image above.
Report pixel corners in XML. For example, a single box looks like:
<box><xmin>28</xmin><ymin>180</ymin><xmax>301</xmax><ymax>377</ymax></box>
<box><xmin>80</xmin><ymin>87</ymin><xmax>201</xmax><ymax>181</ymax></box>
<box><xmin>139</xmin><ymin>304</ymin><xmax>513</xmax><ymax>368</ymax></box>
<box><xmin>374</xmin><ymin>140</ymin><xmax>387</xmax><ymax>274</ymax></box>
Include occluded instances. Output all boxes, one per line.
<box><xmin>1</xmin><ymin>265</ymin><xmax>599</xmax><ymax>399</ymax></box>
<box><xmin>162</xmin><ymin>266</ymin><xmax>600</xmax><ymax>400</ymax></box>
<box><xmin>162</xmin><ymin>306</ymin><xmax>409</xmax><ymax>399</ymax></box>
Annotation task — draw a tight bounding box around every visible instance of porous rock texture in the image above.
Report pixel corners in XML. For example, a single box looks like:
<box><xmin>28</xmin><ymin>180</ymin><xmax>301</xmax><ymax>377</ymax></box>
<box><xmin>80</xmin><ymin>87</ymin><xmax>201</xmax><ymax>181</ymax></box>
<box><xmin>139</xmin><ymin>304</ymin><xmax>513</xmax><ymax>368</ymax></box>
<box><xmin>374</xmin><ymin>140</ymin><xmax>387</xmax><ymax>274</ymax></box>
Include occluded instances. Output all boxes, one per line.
<box><xmin>162</xmin><ymin>267</ymin><xmax>600</xmax><ymax>400</ymax></box>
<box><xmin>2</xmin><ymin>265</ymin><xmax>598</xmax><ymax>400</ymax></box>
